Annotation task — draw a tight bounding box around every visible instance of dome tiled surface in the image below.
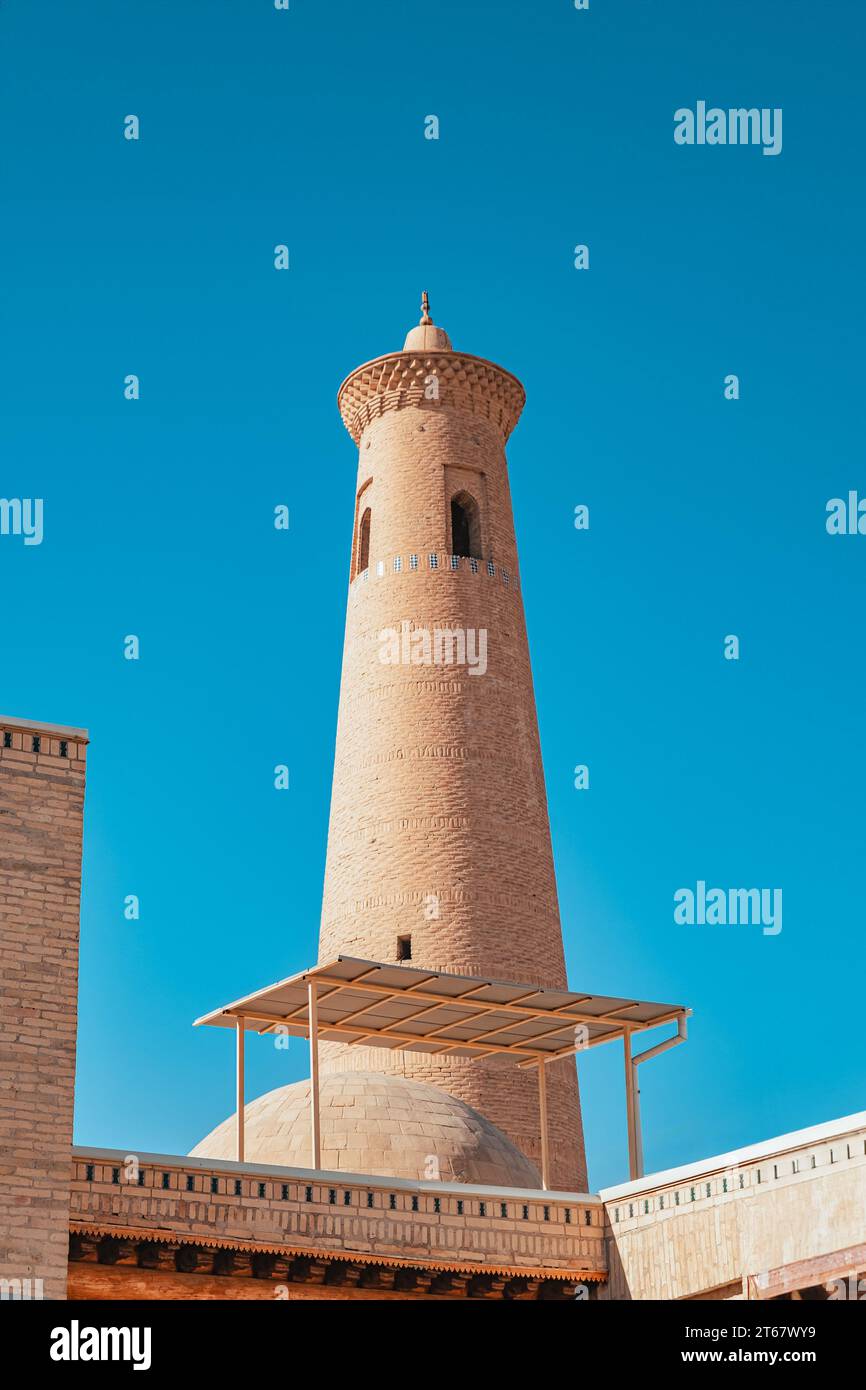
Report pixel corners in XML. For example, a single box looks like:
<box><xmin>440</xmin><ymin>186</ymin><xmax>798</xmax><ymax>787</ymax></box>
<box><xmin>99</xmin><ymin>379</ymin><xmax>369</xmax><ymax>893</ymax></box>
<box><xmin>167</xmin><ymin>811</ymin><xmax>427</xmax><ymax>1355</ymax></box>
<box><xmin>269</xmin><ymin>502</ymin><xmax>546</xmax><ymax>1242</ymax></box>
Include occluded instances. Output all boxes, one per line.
<box><xmin>190</xmin><ymin>1071</ymin><xmax>542</xmax><ymax>1189</ymax></box>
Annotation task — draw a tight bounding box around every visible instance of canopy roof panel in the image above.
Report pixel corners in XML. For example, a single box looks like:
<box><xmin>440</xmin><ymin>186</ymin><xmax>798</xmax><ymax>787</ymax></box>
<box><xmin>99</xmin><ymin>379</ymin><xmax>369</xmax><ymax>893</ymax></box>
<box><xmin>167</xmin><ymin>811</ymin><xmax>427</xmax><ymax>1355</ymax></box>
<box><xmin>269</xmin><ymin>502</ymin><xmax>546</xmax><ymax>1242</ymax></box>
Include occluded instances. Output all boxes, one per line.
<box><xmin>194</xmin><ymin>957</ymin><xmax>688</xmax><ymax>1066</ymax></box>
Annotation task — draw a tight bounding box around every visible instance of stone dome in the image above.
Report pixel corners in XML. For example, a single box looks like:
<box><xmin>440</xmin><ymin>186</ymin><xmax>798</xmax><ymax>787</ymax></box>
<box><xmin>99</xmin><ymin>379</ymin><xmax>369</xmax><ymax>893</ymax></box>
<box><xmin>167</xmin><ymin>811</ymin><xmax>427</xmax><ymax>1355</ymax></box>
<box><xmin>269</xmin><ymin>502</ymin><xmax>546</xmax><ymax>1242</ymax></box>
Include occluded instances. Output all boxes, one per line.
<box><xmin>190</xmin><ymin>1071</ymin><xmax>541</xmax><ymax>1189</ymax></box>
<box><xmin>402</xmin><ymin>321</ymin><xmax>452</xmax><ymax>352</ymax></box>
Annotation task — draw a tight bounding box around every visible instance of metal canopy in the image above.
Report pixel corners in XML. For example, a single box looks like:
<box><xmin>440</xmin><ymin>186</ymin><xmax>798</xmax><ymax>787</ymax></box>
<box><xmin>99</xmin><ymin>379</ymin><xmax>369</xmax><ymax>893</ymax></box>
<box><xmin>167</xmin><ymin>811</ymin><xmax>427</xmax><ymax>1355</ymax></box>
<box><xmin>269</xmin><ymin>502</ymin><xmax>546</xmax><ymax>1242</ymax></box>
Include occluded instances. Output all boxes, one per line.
<box><xmin>194</xmin><ymin>955</ymin><xmax>687</xmax><ymax>1066</ymax></box>
<box><xmin>195</xmin><ymin>956</ymin><xmax>690</xmax><ymax>1188</ymax></box>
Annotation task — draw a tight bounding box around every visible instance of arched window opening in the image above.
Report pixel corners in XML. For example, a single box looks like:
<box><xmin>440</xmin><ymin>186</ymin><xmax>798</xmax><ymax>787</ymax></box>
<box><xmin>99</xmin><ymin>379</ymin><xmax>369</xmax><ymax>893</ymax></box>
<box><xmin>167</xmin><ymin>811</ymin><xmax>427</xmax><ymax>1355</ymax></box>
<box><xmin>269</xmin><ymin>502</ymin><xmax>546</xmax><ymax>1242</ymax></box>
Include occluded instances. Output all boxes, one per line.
<box><xmin>356</xmin><ymin>507</ymin><xmax>371</xmax><ymax>575</ymax></box>
<box><xmin>450</xmin><ymin>493</ymin><xmax>481</xmax><ymax>559</ymax></box>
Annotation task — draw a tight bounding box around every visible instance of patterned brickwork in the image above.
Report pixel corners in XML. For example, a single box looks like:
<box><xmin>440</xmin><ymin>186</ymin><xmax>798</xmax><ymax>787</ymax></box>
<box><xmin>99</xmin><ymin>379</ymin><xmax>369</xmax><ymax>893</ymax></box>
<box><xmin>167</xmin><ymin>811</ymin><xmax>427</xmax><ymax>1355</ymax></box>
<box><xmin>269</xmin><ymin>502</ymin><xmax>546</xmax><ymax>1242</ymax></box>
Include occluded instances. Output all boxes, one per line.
<box><xmin>69</xmin><ymin>1148</ymin><xmax>605</xmax><ymax>1280</ymax></box>
<box><xmin>319</xmin><ymin>333</ymin><xmax>587</xmax><ymax>1191</ymax></box>
<box><xmin>0</xmin><ymin>717</ymin><xmax>88</xmax><ymax>1300</ymax></box>
<box><xmin>338</xmin><ymin>350</ymin><xmax>526</xmax><ymax>446</ymax></box>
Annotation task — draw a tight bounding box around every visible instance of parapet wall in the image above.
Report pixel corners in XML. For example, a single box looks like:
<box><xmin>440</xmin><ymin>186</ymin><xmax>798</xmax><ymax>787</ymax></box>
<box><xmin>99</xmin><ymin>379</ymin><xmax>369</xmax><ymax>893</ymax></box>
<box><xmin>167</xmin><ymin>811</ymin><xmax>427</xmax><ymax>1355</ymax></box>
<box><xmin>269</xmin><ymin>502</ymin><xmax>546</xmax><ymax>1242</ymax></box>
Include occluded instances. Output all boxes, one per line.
<box><xmin>64</xmin><ymin>1114</ymin><xmax>866</xmax><ymax>1299</ymax></box>
<box><xmin>69</xmin><ymin>1147</ymin><xmax>605</xmax><ymax>1297</ymax></box>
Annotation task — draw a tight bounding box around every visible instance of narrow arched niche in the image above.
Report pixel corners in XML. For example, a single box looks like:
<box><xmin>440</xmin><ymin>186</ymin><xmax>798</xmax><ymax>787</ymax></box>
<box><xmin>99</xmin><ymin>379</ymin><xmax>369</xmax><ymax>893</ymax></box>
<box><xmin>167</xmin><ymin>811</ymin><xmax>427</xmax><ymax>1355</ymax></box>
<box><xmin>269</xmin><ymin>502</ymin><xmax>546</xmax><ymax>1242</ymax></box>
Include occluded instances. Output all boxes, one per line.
<box><xmin>450</xmin><ymin>492</ymin><xmax>482</xmax><ymax>559</ymax></box>
<box><xmin>356</xmin><ymin>507</ymin><xmax>371</xmax><ymax>575</ymax></box>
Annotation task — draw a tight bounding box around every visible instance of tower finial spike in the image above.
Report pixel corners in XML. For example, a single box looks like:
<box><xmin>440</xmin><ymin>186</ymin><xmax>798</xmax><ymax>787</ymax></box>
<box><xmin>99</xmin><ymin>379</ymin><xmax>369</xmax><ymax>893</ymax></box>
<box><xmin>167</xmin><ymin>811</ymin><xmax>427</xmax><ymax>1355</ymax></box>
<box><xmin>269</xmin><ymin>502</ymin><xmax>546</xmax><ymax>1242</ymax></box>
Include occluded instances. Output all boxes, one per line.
<box><xmin>420</xmin><ymin>290</ymin><xmax>432</xmax><ymax>325</ymax></box>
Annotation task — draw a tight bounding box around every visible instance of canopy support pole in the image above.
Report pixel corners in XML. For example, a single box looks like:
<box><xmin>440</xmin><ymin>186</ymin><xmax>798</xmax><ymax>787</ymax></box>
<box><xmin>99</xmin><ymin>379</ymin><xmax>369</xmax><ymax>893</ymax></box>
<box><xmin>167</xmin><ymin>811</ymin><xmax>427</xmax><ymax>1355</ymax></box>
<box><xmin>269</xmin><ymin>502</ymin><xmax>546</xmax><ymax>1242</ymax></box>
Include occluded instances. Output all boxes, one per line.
<box><xmin>537</xmin><ymin>1059</ymin><xmax>550</xmax><ymax>1190</ymax></box>
<box><xmin>235</xmin><ymin>1017</ymin><xmax>245</xmax><ymax>1163</ymax></box>
<box><xmin>624</xmin><ymin>1029</ymin><xmax>638</xmax><ymax>1180</ymax></box>
<box><xmin>308</xmin><ymin>980</ymin><xmax>321</xmax><ymax>1169</ymax></box>
<box><xmin>629</xmin><ymin>1015</ymin><xmax>689</xmax><ymax>1180</ymax></box>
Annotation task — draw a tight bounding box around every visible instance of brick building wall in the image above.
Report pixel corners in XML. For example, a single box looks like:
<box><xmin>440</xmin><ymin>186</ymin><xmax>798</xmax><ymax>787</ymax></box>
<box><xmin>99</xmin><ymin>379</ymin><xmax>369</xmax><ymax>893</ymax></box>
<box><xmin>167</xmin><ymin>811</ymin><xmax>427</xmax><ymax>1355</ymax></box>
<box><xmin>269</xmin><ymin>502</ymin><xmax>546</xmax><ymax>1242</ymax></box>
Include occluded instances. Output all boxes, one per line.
<box><xmin>0</xmin><ymin>716</ymin><xmax>88</xmax><ymax>1300</ymax></box>
<box><xmin>67</xmin><ymin>1147</ymin><xmax>605</xmax><ymax>1299</ymax></box>
<box><xmin>599</xmin><ymin>1112</ymin><xmax>866</xmax><ymax>1300</ymax></box>
<box><xmin>318</xmin><ymin>333</ymin><xmax>587</xmax><ymax>1190</ymax></box>
<box><xmin>69</xmin><ymin>1149</ymin><xmax>604</xmax><ymax>1278</ymax></box>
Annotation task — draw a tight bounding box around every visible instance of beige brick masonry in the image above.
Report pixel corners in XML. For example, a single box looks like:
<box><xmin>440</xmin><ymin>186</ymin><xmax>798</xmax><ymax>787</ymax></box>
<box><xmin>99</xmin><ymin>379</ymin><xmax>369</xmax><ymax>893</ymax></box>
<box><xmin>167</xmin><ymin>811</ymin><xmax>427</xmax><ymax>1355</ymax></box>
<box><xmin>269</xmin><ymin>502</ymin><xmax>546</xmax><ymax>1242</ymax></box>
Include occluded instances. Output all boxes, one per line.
<box><xmin>0</xmin><ymin>715</ymin><xmax>87</xmax><ymax>1300</ymax></box>
<box><xmin>318</xmin><ymin>326</ymin><xmax>587</xmax><ymax>1190</ymax></box>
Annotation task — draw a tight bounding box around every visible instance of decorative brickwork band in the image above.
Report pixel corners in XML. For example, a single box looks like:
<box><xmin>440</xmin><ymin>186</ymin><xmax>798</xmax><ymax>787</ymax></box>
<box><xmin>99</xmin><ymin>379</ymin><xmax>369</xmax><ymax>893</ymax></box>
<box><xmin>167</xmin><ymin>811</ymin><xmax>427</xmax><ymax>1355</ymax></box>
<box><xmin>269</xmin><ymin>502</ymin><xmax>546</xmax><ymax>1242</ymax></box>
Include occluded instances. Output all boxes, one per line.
<box><xmin>353</xmin><ymin>553</ymin><xmax>517</xmax><ymax>590</ymax></box>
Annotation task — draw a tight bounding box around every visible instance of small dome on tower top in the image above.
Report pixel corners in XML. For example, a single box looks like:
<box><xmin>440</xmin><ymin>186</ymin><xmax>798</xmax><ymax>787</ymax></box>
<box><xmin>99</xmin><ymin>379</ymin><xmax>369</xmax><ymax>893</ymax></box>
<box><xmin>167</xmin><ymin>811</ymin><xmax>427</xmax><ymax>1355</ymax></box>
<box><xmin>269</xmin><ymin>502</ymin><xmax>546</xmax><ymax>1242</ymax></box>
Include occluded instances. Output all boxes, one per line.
<box><xmin>403</xmin><ymin>290</ymin><xmax>452</xmax><ymax>352</ymax></box>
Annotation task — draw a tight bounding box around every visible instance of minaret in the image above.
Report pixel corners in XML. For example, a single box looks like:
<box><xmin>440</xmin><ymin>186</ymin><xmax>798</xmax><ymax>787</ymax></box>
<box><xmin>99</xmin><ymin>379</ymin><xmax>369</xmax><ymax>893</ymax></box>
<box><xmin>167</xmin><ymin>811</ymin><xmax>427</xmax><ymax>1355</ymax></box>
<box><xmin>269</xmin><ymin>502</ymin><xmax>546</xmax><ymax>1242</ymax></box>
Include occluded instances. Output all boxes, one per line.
<box><xmin>318</xmin><ymin>297</ymin><xmax>586</xmax><ymax>1191</ymax></box>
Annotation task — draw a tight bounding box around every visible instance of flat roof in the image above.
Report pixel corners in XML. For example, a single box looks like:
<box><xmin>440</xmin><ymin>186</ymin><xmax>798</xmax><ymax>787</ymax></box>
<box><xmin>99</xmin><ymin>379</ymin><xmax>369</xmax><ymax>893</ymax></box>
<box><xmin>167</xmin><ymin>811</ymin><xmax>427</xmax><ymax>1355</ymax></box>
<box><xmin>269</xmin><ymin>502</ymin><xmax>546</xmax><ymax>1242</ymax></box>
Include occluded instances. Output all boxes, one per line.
<box><xmin>194</xmin><ymin>955</ymin><xmax>688</xmax><ymax>1066</ymax></box>
<box><xmin>598</xmin><ymin>1109</ymin><xmax>866</xmax><ymax>1200</ymax></box>
<box><xmin>0</xmin><ymin>713</ymin><xmax>89</xmax><ymax>740</ymax></box>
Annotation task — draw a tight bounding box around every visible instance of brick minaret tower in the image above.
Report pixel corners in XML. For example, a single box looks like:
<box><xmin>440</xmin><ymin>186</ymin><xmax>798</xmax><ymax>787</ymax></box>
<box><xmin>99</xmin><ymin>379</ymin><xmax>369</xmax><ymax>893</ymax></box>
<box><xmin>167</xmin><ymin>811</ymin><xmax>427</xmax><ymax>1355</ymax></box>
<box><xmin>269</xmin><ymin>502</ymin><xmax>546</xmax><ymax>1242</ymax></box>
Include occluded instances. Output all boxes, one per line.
<box><xmin>318</xmin><ymin>297</ymin><xmax>587</xmax><ymax>1190</ymax></box>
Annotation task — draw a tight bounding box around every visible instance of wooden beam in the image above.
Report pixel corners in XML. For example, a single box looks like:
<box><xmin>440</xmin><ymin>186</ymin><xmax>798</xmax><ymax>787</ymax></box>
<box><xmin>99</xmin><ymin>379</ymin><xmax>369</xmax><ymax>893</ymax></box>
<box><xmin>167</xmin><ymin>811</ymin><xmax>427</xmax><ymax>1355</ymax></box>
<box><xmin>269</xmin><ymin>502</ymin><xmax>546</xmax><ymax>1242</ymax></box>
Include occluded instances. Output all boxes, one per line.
<box><xmin>517</xmin><ymin>1019</ymin><xmax>650</xmax><ymax>1069</ymax></box>
<box><xmin>233</xmin><ymin>1010</ymin><xmax>562</xmax><ymax>1060</ymax></box>
<box><xmin>225</xmin><ymin>992</ymin><xmax>686</xmax><ymax>1067</ymax></box>
<box><xmin>308</xmin><ymin>971</ymin><xmax>653</xmax><ymax>1030</ymax></box>
<box><xmin>747</xmin><ymin>1241</ymin><xmax>866</xmax><ymax>1301</ymax></box>
<box><xmin>339</xmin><ymin>981</ymin><xmax>513</xmax><ymax>1035</ymax></box>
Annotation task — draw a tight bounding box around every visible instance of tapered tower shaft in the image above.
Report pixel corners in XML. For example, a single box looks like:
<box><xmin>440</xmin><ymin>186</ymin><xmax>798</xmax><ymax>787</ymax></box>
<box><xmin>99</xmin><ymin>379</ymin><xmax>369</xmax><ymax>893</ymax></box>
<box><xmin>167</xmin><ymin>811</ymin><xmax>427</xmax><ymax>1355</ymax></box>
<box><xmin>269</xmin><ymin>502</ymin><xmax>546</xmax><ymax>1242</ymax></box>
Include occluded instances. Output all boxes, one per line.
<box><xmin>318</xmin><ymin>302</ymin><xmax>586</xmax><ymax>1190</ymax></box>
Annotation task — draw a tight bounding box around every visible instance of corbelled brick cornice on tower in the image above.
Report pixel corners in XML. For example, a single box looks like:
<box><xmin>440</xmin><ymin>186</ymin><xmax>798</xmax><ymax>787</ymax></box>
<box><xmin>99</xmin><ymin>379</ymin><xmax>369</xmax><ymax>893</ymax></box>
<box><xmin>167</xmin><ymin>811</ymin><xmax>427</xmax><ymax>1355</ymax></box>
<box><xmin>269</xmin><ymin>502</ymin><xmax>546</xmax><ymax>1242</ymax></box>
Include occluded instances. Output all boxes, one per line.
<box><xmin>338</xmin><ymin>350</ymin><xmax>526</xmax><ymax>446</ymax></box>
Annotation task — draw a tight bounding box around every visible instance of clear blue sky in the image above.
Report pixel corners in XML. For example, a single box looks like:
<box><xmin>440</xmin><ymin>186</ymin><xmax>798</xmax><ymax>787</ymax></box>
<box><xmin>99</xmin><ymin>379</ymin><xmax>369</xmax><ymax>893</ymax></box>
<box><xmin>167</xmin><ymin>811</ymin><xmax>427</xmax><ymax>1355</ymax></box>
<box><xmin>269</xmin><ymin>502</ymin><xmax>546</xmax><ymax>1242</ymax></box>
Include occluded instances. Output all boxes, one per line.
<box><xmin>2</xmin><ymin>1</ymin><xmax>863</xmax><ymax>1190</ymax></box>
